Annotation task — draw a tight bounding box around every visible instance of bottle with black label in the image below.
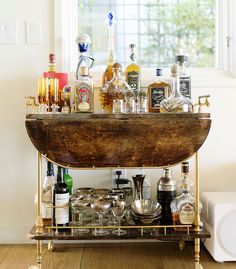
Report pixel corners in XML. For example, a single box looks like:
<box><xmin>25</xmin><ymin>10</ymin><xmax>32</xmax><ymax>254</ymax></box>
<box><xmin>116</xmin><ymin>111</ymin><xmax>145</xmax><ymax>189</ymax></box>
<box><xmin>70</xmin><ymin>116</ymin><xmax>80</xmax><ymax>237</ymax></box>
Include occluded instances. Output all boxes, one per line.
<box><xmin>157</xmin><ymin>168</ymin><xmax>176</xmax><ymax>225</ymax></box>
<box><xmin>126</xmin><ymin>44</ymin><xmax>141</xmax><ymax>101</ymax></box>
<box><xmin>175</xmin><ymin>55</ymin><xmax>191</xmax><ymax>99</ymax></box>
<box><xmin>148</xmin><ymin>68</ymin><xmax>170</xmax><ymax>113</ymax></box>
<box><xmin>42</xmin><ymin>161</ymin><xmax>54</xmax><ymax>226</ymax></box>
<box><xmin>53</xmin><ymin>166</ymin><xmax>69</xmax><ymax>229</ymax></box>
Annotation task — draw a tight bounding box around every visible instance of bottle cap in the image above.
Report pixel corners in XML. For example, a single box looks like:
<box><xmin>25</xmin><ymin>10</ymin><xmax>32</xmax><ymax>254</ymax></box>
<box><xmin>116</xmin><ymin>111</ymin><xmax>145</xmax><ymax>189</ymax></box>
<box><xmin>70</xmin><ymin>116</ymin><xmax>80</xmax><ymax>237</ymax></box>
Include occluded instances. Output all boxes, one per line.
<box><xmin>49</xmin><ymin>54</ymin><xmax>56</xmax><ymax>64</ymax></box>
<box><xmin>182</xmin><ymin>162</ymin><xmax>189</xmax><ymax>173</ymax></box>
<box><xmin>175</xmin><ymin>55</ymin><xmax>188</xmax><ymax>63</ymax></box>
<box><xmin>112</xmin><ymin>62</ymin><xmax>122</xmax><ymax>71</ymax></box>
<box><xmin>80</xmin><ymin>66</ymin><xmax>89</xmax><ymax>76</ymax></box>
<box><xmin>156</xmin><ymin>68</ymin><xmax>163</xmax><ymax>76</ymax></box>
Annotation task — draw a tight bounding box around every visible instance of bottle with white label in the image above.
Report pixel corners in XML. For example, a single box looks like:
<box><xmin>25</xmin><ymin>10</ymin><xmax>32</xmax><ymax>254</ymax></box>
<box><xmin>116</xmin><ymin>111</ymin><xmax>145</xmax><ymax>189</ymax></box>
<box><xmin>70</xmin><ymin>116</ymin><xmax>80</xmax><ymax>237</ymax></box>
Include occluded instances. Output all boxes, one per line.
<box><xmin>42</xmin><ymin>161</ymin><xmax>54</xmax><ymax>226</ymax></box>
<box><xmin>53</xmin><ymin>166</ymin><xmax>69</xmax><ymax>229</ymax></box>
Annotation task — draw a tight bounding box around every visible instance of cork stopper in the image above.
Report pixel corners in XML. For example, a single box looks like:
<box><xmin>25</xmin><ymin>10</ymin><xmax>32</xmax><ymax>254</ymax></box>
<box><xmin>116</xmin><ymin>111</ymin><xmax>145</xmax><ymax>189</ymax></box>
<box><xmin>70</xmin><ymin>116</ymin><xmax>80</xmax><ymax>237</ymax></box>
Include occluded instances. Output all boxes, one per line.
<box><xmin>171</xmin><ymin>63</ymin><xmax>179</xmax><ymax>78</ymax></box>
<box><xmin>112</xmin><ymin>63</ymin><xmax>122</xmax><ymax>71</ymax></box>
<box><xmin>49</xmin><ymin>54</ymin><xmax>56</xmax><ymax>64</ymax></box>
<box><xmin>80</xmin><ymin>66</ymin><xmax>89</xmax><ymax>76</ymax></box>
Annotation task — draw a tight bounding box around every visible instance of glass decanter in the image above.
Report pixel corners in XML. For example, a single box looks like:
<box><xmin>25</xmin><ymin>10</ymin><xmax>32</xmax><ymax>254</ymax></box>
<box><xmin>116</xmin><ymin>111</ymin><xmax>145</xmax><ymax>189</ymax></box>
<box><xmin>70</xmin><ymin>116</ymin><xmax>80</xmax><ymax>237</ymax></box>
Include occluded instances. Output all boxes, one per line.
<box><xmin>160</xmin><ymin>64</ymin><xmax>193</xmax><ymax>113</ymax></box>
<box><xmin>100</xmin><ymin>63</ymin><xmax>135</xmax><ymax>113</ymax></box>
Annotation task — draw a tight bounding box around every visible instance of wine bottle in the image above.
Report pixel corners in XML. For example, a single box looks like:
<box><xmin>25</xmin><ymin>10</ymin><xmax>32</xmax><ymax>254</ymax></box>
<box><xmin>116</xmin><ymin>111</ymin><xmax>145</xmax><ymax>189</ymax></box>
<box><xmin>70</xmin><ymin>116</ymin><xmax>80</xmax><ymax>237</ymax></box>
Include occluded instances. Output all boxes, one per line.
<box><xmin>42</xmin><ymin>161</ymin><xmax>54</xmax><ymax>226</ymax></box>
<box><xmin>63</xmin><ymin>168</ymin><xmax>73</xmax><ymax>195</ymax></box>
<box><xmin>53</xmin><ymin>166</ymin><xmax>69</xmax><ymax>229</ymax></box>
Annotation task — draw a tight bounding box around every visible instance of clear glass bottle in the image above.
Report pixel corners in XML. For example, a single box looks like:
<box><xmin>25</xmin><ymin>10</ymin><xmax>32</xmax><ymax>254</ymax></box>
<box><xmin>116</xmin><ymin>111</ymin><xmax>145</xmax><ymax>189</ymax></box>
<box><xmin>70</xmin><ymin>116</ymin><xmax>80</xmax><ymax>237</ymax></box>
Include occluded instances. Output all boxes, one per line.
<box><xmin>42</xmin><ymin>161</ymin><xmax>54</xmax><ymax>226</ymax></box>
<box><xmin>100</xmin><ymin>63</ymin><xmax>135</xmax><ymax>113</ymax></box>
<box><xmin>125</xmin><ymin>44</ymin><xmax>141</xmax><ymax>99</ymax></box>
<box><xmin>103</xmin><ymin>12</ymin><xmax>115</xmax><ymax>86</ymax></box>
<box><xmin>160</xmin><ymin>64</ymin><xmax>193</xmax><ymax>113</ymax></box>
<box><xmin>148</xmin><ymin>68</ymin><xmax>170</xmax><ymax>113</ymax></box>
<box><xmin>157</xmin><ymin>168</ymin><xmax>176</xmax><ymax>225</ymax></box>
<box><xmin>170</xmin><ymin>162</ymin><xmax>195</xmax><ymax>230</ymax></box>
<box><xmin>74</xmin><ymin>66</ymin><xmax>94</xmax><ymax>113</ymax></box>
<box><xmin>175</xmin><ymin>55</ymin><xmax>191</xmax><ymax>99</ymax></box>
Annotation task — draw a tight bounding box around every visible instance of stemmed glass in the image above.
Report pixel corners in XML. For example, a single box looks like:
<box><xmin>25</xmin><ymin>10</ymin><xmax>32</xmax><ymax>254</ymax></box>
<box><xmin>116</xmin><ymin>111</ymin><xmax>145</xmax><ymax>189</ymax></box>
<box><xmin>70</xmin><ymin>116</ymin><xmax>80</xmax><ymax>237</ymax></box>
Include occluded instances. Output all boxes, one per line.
<box><xmin>50</xmin><ymin>78</ymin><xmax>59</xmax><ymax>113</ymax></box>
<box><xmin>71</xmin><ymin>199</ymin><xmax>90</xmax><ymax>233</ymax></box>
<box><xmin>112</xmin><ymin>199</ymin><xmax>126</xmax><ymax>236</ymax></box>
<box><xmin>90</xmin><ymin>200</ymin><xmax>111</xmax><ymax>236</ymax></box>
<box><xmin>38</xmin><ymin>78</ymin><xmax>49</xmax><ymax>113</ymax></box>
<box><xmin>61</xmin><ymin>85</ymin><xmax>72</xmax><ymax>113</ymax></box>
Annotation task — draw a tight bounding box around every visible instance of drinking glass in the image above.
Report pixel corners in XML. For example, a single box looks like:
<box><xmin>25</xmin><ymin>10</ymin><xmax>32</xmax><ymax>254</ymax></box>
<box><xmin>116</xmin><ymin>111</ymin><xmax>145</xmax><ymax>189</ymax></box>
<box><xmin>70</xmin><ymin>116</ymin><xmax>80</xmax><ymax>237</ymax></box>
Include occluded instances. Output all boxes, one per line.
<box><xmin>90</xmin><ymin>200</ymin><xmax>111</xmax><ymax>236</ymax></box>
<box><xmin>71</xmin><ymin>199</ymin><xmax>90</xmax><ymax>233</ymax></box>
<box><xmin>38</xmin><ymin>78</ymin><xmax>49</xmax><ymax>113</ymax></box>
<box><xmin>50</xmin><ymin>78</ymin><xmax>59</xmax><ymax>113</ymax></box>
<box><xmin>112</xmin><ymin>199</ymin><xmax>126</xmax><ymax>236</ymax></box>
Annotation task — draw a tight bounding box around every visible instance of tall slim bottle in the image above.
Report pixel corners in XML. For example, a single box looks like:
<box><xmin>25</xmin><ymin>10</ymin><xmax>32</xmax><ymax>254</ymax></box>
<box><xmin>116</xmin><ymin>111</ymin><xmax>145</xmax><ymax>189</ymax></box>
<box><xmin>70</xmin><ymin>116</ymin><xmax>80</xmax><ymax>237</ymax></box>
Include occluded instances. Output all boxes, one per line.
<box><xmin>102</xmin><ymin>12</ymin><xmax>115</xmax><ymax>85</ymax></box>
<box><xmin>53</xmin><ymin>166</ymin><xmax>69</xmax><ymax>229</ymax></box>
<box><xmin>42</xmin><ymin>161</ymin><xmax>54</xmax><ymax>226</ymax></box>
<box><xmin>125</xmin><ymin>44</ymin><xmax>141</xmax><ymax>100</ymax></box>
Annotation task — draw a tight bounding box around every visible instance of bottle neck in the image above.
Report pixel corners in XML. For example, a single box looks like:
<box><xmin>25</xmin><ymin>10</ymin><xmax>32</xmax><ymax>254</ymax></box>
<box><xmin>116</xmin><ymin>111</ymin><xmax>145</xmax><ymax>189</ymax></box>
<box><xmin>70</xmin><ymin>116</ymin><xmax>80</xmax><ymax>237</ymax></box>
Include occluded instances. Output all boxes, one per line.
<box><xmin>156</xmin><ymin>75</ymin><xmax>162</xmax><ymax>83</ymax></box>
<box><xmin>47</xmin><ymin>162</ymin><xmax>54</xmax><ymax>176</ymax></box>
<box><xmin>113</xmin><ymin>70</ymin><xmax>122</xmax><ymax>80</ymax></box>
<box><xmin>172</xmin><ymin>77</ymin><xmax>182</xmax><ymax>97</ymax></box>
<box><xmin>179</xmin><ymin>62</ymin><xmax>186</xmax><ymax>75</ymax></box>
<box><xmin>48</xmin><ymin>63</ymin><xmax>56</xmax><ymax>72</ymax></box>
<box><xmin>57</xmin><ymin>167</ymin><xmax>64</xmax><ymax>183</ymax></box>
<box><xmin>108</xmin><ymin>26</ymin><xmax>114</xmax><ymax>66</ymax></box>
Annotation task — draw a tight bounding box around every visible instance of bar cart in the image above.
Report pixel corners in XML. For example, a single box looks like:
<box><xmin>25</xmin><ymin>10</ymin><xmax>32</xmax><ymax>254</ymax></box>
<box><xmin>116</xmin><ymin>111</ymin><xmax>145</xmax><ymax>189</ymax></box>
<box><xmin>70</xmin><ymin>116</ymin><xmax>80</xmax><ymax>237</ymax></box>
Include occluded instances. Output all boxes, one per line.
<box><xmin>25</xmin><ymin>113</ymin><xmax>211</xmax><ymax>269</ymax></box>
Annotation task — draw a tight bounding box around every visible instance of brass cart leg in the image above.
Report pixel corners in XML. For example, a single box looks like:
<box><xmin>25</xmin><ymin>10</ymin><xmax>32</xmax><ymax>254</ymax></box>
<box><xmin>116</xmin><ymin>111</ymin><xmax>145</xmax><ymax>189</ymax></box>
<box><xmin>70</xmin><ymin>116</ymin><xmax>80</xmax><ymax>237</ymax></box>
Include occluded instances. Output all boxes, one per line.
<box><xmin>48</xmin><ymin>240</ymin><xmax>54</xmax><ymax>252</ymax></box>
<box><xmin>195</xmin><ymin>238</ymin><xmax>203</xmax><ymax>269</ymax></box>
<box><xmin>37</xmin><ymin>240</ymin><xmax>43</xmax><ymax>269</ymax></box>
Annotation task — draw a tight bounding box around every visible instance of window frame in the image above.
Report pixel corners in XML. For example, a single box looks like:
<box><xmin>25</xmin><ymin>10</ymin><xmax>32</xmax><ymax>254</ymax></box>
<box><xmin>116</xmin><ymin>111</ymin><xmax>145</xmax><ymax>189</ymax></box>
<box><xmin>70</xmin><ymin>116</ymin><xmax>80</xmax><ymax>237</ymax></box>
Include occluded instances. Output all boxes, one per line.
<box><xmin>54</xmin><ymin>0</ymin><xmax>236</xmax><ymax>86</ymax></box>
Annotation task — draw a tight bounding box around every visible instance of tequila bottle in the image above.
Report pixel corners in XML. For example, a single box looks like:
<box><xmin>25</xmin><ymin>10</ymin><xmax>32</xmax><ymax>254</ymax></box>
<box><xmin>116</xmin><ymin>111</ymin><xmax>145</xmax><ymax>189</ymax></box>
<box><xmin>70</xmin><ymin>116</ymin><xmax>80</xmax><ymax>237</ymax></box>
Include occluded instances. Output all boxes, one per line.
<box><xmin>102</xmin><ymin>12</ymin><xmax>115</xmax><ymax>85</ymax></box>
<box><xmin>170</xmin><ymin>162</ymin><xmax>195</xmax><ymax>229</ymax></box>
<box><xmin>148</xmin><ymin>68</ymin><xmax>170</xmax><ymax>113</ymax></box>
<box><xmin>175</xmin><ymin>55</ymin><xmax>191</xmax><ymax>99</ymax></box>
<box><xmin>100</xmin><ymin>63</ymin><xmax>135</xmax><ymax>113</ymax></box>
<box><xmin>160</xmin><ymin>64</ymin><xmax>193</xmax><ymax>113</ymax></box>
<box><xmin>74</xmin><ymin>66</ymin><xmax>94</xmax><ymax>113</ymax></box>
<box><xmin>125</xmin><ymin>44</ymin><xmax>141</xmax><ymax>99</ymax></box>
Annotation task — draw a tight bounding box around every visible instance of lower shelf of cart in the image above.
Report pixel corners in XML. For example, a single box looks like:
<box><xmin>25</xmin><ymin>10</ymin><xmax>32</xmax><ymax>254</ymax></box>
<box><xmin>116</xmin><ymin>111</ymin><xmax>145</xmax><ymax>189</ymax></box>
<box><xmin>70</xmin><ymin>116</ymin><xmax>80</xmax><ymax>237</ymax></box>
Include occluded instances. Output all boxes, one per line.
<box><xmin>28</xmin><ymin>225</ymin><xmax>210</xmax><ymax>241</ymax></box>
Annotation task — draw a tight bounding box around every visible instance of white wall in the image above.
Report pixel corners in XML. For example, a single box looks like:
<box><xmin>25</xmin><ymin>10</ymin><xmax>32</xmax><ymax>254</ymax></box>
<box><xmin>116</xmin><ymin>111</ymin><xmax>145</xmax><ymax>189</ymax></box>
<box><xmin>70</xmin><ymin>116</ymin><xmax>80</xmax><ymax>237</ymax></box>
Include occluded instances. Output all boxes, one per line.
<box><xmin>0</xmin><ymin>0</ymin><xmax>236</xmax><ymax>244</ymax></box>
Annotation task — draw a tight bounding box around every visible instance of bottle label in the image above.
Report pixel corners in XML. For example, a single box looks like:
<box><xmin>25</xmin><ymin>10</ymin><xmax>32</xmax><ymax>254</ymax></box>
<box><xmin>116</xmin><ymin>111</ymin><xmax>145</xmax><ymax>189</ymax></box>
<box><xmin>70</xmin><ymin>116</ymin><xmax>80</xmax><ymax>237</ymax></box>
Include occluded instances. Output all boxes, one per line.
<box><xmin>149</xmin><ymin>87</ymin><xmax>165</xmax><ymax>110</ymax></box>
<box><xmin>180</xmin><ymin>76</ymin><xmax>191</xmax><ymax>99</ymax></box>
<box><xmin>55</xmin><ymin>193</ymin><xmax>69</xmax><ymax>225</ymax></box>
<box><xmin>76</xmin><ymin>83</ymin><xmax>92</xmax><ymax>111</ymax></box>
<box><xmin>127</xmin><ymin>71</ymin><xmax>140</xmax><ymax>96</ymax></box>
<box><xmin>179</xmin><ymin>203</ymin><xmax>194</xmax><ymax>224</ymax></box>
<box><xmin>42</xmin><ymin>186</ymin><xmax>52</xmax><ymax>219</ymax></box>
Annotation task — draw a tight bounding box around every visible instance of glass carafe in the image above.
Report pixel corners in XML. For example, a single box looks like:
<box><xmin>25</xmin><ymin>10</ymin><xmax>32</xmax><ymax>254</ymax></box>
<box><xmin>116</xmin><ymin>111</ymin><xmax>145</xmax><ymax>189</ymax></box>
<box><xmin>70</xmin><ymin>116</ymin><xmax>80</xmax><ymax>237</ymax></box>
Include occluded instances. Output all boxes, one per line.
<box><xmin>160</xmin><ymin>64</ymin><xmax>193</xmax><ymax>113</ymax></box>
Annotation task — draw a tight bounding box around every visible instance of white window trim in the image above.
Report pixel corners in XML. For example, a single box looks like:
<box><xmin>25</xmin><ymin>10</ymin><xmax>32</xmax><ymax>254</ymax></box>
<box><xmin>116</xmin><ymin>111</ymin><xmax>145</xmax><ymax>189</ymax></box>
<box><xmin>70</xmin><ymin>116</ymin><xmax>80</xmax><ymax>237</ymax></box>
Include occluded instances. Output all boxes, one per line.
<box><xmin>54</xmin><ymin>0</ymin><xmax>236</xmax><ymax>87</ymax></box>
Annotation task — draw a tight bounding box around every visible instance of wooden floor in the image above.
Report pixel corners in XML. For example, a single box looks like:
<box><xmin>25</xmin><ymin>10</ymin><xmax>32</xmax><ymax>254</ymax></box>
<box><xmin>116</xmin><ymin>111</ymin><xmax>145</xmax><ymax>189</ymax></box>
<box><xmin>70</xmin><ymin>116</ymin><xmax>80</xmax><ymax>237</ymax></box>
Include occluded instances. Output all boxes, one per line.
<box><xmin>0</xmin><ymin>242</ymin><xmax>235</xmax><ymax>269</ymax></box>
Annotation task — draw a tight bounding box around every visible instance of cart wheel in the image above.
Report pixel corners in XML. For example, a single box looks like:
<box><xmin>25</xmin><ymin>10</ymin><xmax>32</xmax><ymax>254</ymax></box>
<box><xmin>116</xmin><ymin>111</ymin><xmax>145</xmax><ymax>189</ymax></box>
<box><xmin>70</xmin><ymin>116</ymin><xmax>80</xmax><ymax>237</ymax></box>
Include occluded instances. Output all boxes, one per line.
<box><xmin>178</xmin><ymin>240</ymin><xmax>186</xmax><ymax>251</ymax></box>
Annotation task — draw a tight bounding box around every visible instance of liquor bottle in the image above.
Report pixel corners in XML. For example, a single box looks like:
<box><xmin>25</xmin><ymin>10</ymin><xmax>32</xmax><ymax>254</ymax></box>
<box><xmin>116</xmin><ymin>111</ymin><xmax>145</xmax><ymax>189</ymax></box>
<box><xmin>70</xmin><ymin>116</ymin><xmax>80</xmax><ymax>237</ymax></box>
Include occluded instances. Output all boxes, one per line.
<box><xmin>63</xmin><ymin>168</ymin><xmax>73</xmax><ymax>195</ymax></box>
<box><xmin>53</xmin><ymin>166</ymin><xmax>69</xmax><ymax>228</ymax></box>
<box><xmin>48</xmin><ymin>53</ymin><xmax>56</xmax><ymax>73</ymax></box>
<box><xmin>170</xmin><ymin>162</ymin><xmax>195</xmax><ymax>230</ymax></box>
<box><xmin>125</xmin><ymin>44</ymin><xmax>141</xmax><ymax>99</ymax></box>
<box><xmin>74</xmin><ymin>66</ymin><xmax>94</xmax><ymax>113</ymax></box>
<box><xmin>102</xmin><ymin>12</ymin><xmax>115</xmax><ymax>86</ymax></box>
<box><xmin>42</xmin><ymin>161</ymin><xmax>54</xmax><ymax>226</ymax></box>
<box><xmin>160</xmin><ymin>64</ymin><xmax>193</xmax><ymax>113</ymax></box>
<box><xmin>100</xmin><ymin>63</ymin><xmax>135</xmax><ymax>113</ymax></box>
<box><xmin>175</xmin><ymin>55</ymin><xmax>191</xmax><ymax>99</ymax></box>
<box><xmin>148</xmin><ymin>68</ymin><xmax>170</xmax><ymax>113</ymax></box>
<box><xmin>157</xmin><ymin>168</ymin><xmax>176</xmax><ymax>225</ymax></box>
<box><xmin>75</xmin><ymin>33</ymin><xmax>94</xmax><ymax>80</ymax></box>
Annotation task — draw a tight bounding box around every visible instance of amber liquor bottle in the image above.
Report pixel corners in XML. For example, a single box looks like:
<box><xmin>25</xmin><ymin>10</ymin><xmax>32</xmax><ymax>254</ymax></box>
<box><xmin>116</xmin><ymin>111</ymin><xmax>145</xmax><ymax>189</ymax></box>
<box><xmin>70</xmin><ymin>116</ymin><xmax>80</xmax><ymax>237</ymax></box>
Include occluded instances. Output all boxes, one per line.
<box><xmin>125</xmin><ymin>44</ymin><xmax>141</xmax><ymax>99</ymax></box>
<box><xmin>102</xmin><ymin>12</ymin><xmax>115</xmax><ymax>85</ymax></box>
<box><xmin>53</xmin><ymin>166</ymin><xmax>69</xmax><ymax>229</ymax></box>
<box><xmin>148</xmin><ymin>68</ymin><xmax>170</xmax><ymax>112</ymax></box>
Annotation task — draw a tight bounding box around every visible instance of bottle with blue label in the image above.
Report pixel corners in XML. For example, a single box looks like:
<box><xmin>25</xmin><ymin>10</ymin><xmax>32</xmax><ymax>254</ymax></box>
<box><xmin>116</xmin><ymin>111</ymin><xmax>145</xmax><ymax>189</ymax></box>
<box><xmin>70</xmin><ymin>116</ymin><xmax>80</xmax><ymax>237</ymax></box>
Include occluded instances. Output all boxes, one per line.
<box><xmin>148</xmin><ymin>68</ymin><xmax>171</xmax><ymax>113</ymax></box>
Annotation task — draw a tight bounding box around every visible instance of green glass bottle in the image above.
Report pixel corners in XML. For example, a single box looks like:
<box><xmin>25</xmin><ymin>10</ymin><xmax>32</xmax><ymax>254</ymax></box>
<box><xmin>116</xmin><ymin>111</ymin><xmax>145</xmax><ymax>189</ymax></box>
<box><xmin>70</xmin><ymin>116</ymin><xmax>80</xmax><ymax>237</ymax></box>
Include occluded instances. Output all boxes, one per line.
<box><xmin>63</xmin><ymin>168</ymin><xmax>73</xmax><ymax>195</ymax></box>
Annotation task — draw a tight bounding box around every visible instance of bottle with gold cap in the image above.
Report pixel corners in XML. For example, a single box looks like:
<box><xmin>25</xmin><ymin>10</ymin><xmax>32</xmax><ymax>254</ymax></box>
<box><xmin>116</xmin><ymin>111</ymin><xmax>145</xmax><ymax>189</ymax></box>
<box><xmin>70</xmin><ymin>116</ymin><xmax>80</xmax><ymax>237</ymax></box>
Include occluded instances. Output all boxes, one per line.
<box><xmin>74</xmin><ymin>66</ymin><xmax>94</xmax><ymax>113</ymax></box>
<box><xmin>100</xmin><ymin>63</ymin><xmax>135</xmax><ymax>114</ymax></box>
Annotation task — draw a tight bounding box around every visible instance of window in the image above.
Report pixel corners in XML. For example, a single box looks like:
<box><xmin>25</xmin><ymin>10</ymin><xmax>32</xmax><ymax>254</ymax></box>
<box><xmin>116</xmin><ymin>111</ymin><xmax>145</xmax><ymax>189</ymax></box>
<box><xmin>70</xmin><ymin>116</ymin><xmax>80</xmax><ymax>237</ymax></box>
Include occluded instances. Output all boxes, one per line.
<box><xmin>77</xmin><ymin>0</ymin><xmax>215</xmax><ymax>68</ymax></box>
<box><xmin>55</xmin><ymin>0</ymin><xmax>236</xmax><ymax>79</ymax></box>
